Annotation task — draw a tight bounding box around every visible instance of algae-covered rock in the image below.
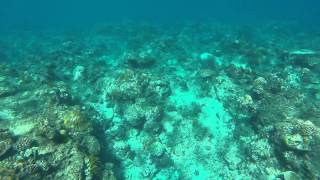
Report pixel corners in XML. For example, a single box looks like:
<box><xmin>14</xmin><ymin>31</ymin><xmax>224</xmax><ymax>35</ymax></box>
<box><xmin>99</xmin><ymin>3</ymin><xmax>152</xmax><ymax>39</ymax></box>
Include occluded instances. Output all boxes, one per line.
<box><xmin>106</xmin><ymin>70</ymin><xmax>170</xmax><ymax>104</ymax></box>
<box><xmin>54</xmin><ymin>147</ymin><xmax>85</xmax><ymax>180</ymax></box>
<box><xmin>106</xmin><ymin>69</ymin><xmax>147</xmax><ymax>102</ymax></box>
<box><xmin>288</xmin><ymin>49</ymin><xmax>320</xmax><ymax>68</ymax></box>
<box><xmin>124</xmin><ymin>104</ymin><xmax>146</xmax><ymax>128</ymax></box>
<box><xmin>63</xmin><ymin>106</ymin><xmax>93</xmax><ymax>134</ymax></box>
<box><xmin>124</xmin><ymin>103</ymin><xmax>163</xmax><ymax>129</ymax></box>
<box><xmin>251</xmin><ymin>77</ymin><xmax>267</xmax><ymax>98</ymax></box>
<box><xmin>146</xmin><ymin>78</ymin><xmax>171</xmax><ymax>101</ymax></box>
<box><xmin>274</xmin><ymin>119</ymin><xmax>320</xmax><ymax>179</ymax></box>
<box><xmin>275</xmin><ymin>119</ymin><xmax>319</xmax><ymax>151</ymax></box>
<box><xmin>276</xmin><ymin>171</ymin><xmax>301</xmax><ymax>180</ymax></box>
<box><xmin>125</xmin><ymin>51</ymin><xmax>157</xmax><ymax>68</ymax></box>
<box><xmin>0</xmin><ymin>168</ymin><xmax>17</xmax><ymax>180</ymax></box>
<box><xmin>283</xmin><ymin>134</ymin><xmax>306</xmax><ymax>151</ymax></box>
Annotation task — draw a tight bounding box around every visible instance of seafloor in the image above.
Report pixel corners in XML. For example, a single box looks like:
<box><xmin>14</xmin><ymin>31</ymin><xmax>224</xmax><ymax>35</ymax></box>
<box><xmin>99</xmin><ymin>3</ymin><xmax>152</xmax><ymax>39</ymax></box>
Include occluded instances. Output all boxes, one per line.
<box><xmin>0</xmin><ymin>23</ymin><xmax>320</xmax><ymax>180</ymax></box>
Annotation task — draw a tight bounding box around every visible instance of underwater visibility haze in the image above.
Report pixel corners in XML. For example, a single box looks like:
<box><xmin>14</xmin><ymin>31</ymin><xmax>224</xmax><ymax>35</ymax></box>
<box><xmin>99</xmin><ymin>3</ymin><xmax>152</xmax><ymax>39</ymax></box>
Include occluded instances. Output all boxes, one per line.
<box><xmin>0</xmin><ymin>1</ymin><xmax>320</xmax><ymax>180</ymax></box>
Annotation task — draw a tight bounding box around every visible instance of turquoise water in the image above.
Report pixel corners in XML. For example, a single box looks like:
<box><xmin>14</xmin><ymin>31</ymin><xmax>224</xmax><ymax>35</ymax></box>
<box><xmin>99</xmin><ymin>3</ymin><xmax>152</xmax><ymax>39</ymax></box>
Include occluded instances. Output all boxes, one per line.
<box><xmin>0</xmin><ymin>1</ymin><xmax>320</xmax><ymax>180</ymax></box>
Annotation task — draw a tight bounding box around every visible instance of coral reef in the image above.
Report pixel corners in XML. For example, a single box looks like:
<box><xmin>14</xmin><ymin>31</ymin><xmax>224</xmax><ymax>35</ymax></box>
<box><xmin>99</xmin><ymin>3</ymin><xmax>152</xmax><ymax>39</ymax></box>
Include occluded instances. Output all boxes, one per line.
<box><xmin>0</xmin><ymin>22</ymin><xmax>320</xmax><ymax>179</ymax></box>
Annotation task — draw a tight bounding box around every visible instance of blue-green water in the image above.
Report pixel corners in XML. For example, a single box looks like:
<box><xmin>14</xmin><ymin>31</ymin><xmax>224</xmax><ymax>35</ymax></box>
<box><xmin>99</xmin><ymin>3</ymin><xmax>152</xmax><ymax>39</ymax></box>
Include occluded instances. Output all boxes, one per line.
<box><xmin>1</xmin><ymin>1</ymin><xmax>320</xmax><ymax>30</ymax></box>
<box><xmin>0</xmin><ymin>1</ymin><xmax>320</xmax><ymax>180</ymax></box>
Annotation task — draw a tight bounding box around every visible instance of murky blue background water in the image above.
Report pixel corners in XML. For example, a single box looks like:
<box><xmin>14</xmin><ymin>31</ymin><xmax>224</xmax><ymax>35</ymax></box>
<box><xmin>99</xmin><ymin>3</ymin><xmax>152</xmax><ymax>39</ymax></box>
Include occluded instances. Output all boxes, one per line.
<box><xmin>1</xmin><ymin>0</ymin><xmax>319</xmax><ymax>30</ymax></box>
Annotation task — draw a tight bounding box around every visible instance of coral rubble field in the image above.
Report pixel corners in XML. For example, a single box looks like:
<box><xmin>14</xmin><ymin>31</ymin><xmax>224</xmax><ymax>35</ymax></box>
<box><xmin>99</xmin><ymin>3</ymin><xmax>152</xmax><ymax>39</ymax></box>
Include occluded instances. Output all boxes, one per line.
<box><xmin>0</xmin><ymin>23</ymin><xmax>320</xmax><ymax>180</ymax></box>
